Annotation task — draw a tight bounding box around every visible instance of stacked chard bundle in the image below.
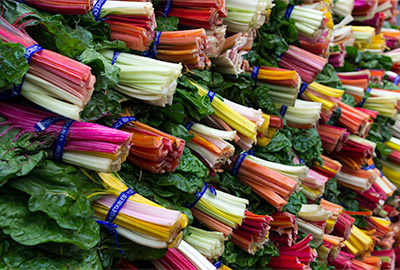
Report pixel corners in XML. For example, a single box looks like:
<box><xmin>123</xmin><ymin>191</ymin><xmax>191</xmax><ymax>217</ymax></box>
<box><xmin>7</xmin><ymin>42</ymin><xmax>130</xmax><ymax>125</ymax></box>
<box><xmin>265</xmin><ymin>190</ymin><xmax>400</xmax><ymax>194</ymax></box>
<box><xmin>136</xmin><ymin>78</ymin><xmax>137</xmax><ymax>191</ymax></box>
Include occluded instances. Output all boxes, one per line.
<box><xmin>185</xmin><ymin>122</ymin><xmax>235</xmax><ymax>175</ymax></box>
<box><xmin>268</xmin><ymin>234</ymin><xmax>318</xmax><ymax>269</ymax></box>
<box><xmin>317</xmin><ymin>124</ymin><xmax>349</xmax><ymax>153</ymax></box>
<box><xmin>191</xmin><ymin>81</ymin><xmax>262</xmax><ymax>150</ymax></box>
<box><xmin>224</xmin><ymin>0</ymin><xmax>274</xmax><ymax>32</ymax></box>
<box><xmin>205</xmin><ymin>26</ymin><xmax>227</xmax><ymax>58</ymax></box>
<box><xmin>92</xmin><ymin>1</ymin><xmax>156</xmax><ymax>51</ymax></box>
<box><xmin>269</xmin><ymin>212</ymin><xmax>298</xmax><ymax>247</ymax></box>
<box><xmin>299</xmin><ymin>82</ymin><xmax>344</xmax><ymax>123</ymax></box>
<box><xmin>231</xmin><ymin>210</ymin><xmax>272</xmax><ymax>254</ymax></box>
<box><xmin>100</xmin><ymin>50</ymin><xmax>182</xmax><ymax>106</ymax></box>
<box><xmin>278</xmin><ymin>45</ymin><xmax>327</xmax><ymax>84</ymax></box>
<box><xmin>156</xmin><ymin>29</ymin><xmax>211</xmax><ymax>70</ymax></box>
<box><xmin>381</xmin><ymin>28</ymin><xmax>400</xmax><ymax>49</ymax></box>
<box><xmin>212</xmin><ymin>31</ymin><xmax>254</xmax><ymax>75</ymax></box>
<box><xmin>250</xmin><ymin>66</ymin><xmax>301</xmax><ymax>107</ymax></box>
<box><xmin>152</xmin><ymin>240</ymin><xmax>217</xmax><ymax>270</ymax></box>
<box><xmin>384</xmin><ymin>48</ymin><xmax>400</xmax><ymax>74</ymax></box>
<box><xmin>23</xmin><ymin>0</ymin><xmax>93</xmax><ymax>14</ymax></box>
<box><xmin>336</xmin><ymin>101</ymin><xmax>372</xmax><ymax>136</ymax></box>
<box><xmin>159</xmin><ymin>0</ymin><xmax>226</xmax><ymax>29</ymax></box>
<box><xmin>352</xmin><ymin>26</ymin><xmax>376</xmax><ymax>48</ymax></box>
<box><xmin>337</xmin><ymin>70</ymin><xmax>370</xmax><ymax>104</ymax></box>
<box><xmin>0</xmin><ymin>17</ymin><xmax>95</xmax><ymax>120</ymax></box>
<box><xmin>329</xmin><ymin>24</ymin><xmax>355</xmax><ymax>68</ymax></box>
<box><xmin>0</xmin><ymin>103</ymin><xmax>132</xmax><ymax>172</ymax></box>
<box><xmin>223</xmin><ymin>153</ymin><xmax>300</xmax><ymax>211</ymax></box>
<box><xmin>116</xmin><ymin>116</ymin><xmax>185</xmax><ymax>174</ymax></box>
<box><xmin>91</xmin><ymin>172</ymin><xmax>188</xmax><ymax>249</ymax></box>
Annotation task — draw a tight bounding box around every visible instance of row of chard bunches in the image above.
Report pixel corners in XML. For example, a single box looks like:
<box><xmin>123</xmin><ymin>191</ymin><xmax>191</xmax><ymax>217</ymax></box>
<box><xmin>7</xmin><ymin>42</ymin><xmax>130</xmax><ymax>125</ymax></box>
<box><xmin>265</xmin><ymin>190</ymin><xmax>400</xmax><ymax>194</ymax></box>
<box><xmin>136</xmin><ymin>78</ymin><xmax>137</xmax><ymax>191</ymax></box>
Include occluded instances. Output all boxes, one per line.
<box><xmin>3</xmin><ymin>0</ymin><xmax>400</xmax><ymax>269</ymax></box>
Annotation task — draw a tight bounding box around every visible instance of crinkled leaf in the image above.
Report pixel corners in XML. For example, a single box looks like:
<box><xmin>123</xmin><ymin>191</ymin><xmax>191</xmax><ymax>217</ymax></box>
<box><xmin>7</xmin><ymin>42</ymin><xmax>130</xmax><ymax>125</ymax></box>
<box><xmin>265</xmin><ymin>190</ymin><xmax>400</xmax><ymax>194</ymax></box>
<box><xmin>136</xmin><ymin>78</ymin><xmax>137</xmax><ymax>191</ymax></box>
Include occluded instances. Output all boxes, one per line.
<box><xmin>80</xmin><ymin>89</ymin><xmax>123</xmax><ymax>126</ymax></box>
<box><xmin>282</xmin><ymin>191</ymin><xmax>307</xmax><ymax>217</ymax></box>
<box><xmin>0</xmin><ymin>186</ymin><xmax>99</xmax><ymax>249</ymax></box>
<box><xmin>0</xmin><ymin>40</ymin><xmax>29</xmax><ymax>90</ymax></box>
<box><xmin>175</xmin><ymin>89</ymin><xmax>214</xmax><ymax>121</ymax></box>
<box><xmin>79</xmin><ymin>48</ymin><xmax>120</xmax><ymax>91</ymax></box>
<box><xmin>156</xmin><ymin>16</ymin><xmax>179</xmax><ymax>31</ymax></box>
<box><xmin>0</xmin><ymin>232</ymin><xmax>101</xmax><ymax>270</ymax></box>
<box><xmin>0</xmin><ymin>117</ymin><xmax>53</xmax><ymax>186</ymax></box>
<box><xmin>221</xmin><ymin>241</ymin><xmax>279</xmax><ymax>269</ymax></box>
<box><xmin>162</xmin><ymin>122</ymin><xmax>194</xmax><ymax>142</ymax></box>
<box><xmin>8</xmin><ymin>160</ymin><xmax>99</xmax><ymax>231</ymax></box>
<box><xmin>252</xmin><ymin>131</ymin><xmax>294</xmax><ymax>165</ymax></box>
<box><xmin>315</xmin><ymin>64</ymin><xmax>343</xmax><ymax>89</ymax></box>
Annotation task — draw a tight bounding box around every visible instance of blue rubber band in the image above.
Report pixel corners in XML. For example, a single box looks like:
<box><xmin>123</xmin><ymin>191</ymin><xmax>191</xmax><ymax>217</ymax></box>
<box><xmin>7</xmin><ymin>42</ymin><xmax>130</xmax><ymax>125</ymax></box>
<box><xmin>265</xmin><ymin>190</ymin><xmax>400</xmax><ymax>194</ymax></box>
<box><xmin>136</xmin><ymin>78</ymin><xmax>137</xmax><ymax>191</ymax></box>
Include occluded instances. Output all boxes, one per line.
<box><xmin>184</xmin><ymin>182</ymin><xmax>217</xmax><ymax>209</ymax></box>
<box><xmin>155</xmin><ymin>31</ymin><xmax>161</xmax><ymax>46</ymax></box>
<box><xmin>0</xmin><ymin>44</ymin><xmax>43</xmax><ymax>100</ymax></box>
<box><xmin>394</xmin><ymin>75</ymin><xmax>400</xmax><ymax>85</ymax></box>
<box><xmin>298</xmin><ymin>82</ymin><xmax>308</xmax><ymax>98</ymax></box>
<box><xmin>34</xmin><ymin>116</ymin><xmax>66</xmax><ymax>132</ymax></box>
<box><xmin>299</xmin><ymin>158</ymin><xmax>305</xmax><ymax>164</ymax></box>
<box><xmin>357</xmin><ymin>87</ymin><xmax>371</xmax><ymax>107</ymax></box>
<box><xmin>377</xmin><ymin>169</ymin><xmax>384</xmax><ymax>177</ymax></box>
<box><xmin>248</xmin><ymin>149</ymin><xmax>255</xmax><ymax>156</ymax></box>
<box><xmin>162</xmin><ymin>0</ymin><xmax>173</xmax><ymax>17</ymax></box>
<box><xmin>251</xmin><ymin>66</ymin><xmax>260</xmax><ymax>88</ymax></box>
<box><xmin>362</xmin><ymin>164</ymin><xmax>376</xmax><ymax>171</ymax></box>
<box><xmin>231</xmin><ymin>152</ymin><xmax>248</xmax><ymax>177</ymax></box>
<box><xmin>280</xmin><ymin>105</ymin><xmax>288</xmax><ymax>117</ymax></box>
<box><xmin>96</xmin><ymin>220</ymin><xmax>123</xmax><ymax>253</ymax></box>
<box><xmin>92</xmin><ymin>0</ymin><xmax>107</xmax><ymax>21</ymax></box>
<box><xmin>185</xmin><ymin>121</ymin><xmax>195</xmax><ymax>131</ymax></box>
<box><xmin>106</xmin><ymin>188</ymin><xmax>136</xmax><ymax>223</ymax></box>
<box><xmin>207</xmin><ymin>91</ymin><xmax>216</xmax><ymax>103</ymax></box>
<box><xmin>112</xmin><ymin>116</ymin><xmax>137</xmax><ymax>129</ymax></box>
<box><xmin>112</xmin><ymin>51</ymin><xmax>121</xmax><ymax>65</ymax></box>
<box><xmin>53</xmin><ymin>119</ymin><xmax>75</xmax><ymax>161</ymax></box>
<box><xmin>284</xmin><ymin>6</ymin><xmax>294</xmax><ymax>20</ymax></box>
<box><xmin>213</xmin><ymin>261</ymin><xmax>222</xmax><ymax>269</ymax></box>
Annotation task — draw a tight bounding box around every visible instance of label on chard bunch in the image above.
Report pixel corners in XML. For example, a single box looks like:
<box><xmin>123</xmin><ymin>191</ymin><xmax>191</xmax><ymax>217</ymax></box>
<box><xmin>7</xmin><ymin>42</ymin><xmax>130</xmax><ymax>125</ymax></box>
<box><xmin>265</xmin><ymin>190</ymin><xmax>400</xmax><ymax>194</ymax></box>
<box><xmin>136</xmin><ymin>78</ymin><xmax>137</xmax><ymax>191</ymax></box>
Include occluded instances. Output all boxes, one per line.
<box><xmin>24</xmin><ymin>44</ymin><xmax>43</xmax><ymax>63</ymax></box>
<box><xmin>34</xmin><ymin>116</ymin><xmax>66</xmax><ymax>132</ymax></box>
<box><xmin>298</xmin><ymin>82</ymin><xmax>308</xmax><ymax>98</ymax></box>
<box><xmin>162</xmin><ymin>0</ymin><xmax>173</xmax><ymax>17</ymax></box>
<box><xmin>394</xmin><ymin>75</ymin><xmax>400</xmax><ymax>85</ymax></box>
<box><xmin>106</xmin><ymin>188</ymin><xmax>136</xmax><ymax>223</ymax></box>
<box><xmin>207</xmin><ymin>91</ymin><xmax>216</xmax><ymax>103</ymax></box>
<box><xmin>112</xmin><ymin>116</ymin><xmax>137</xmax><ymax>129</ymax></box>
<box><xmin>53</xmin><ymin>119</ymin><xmax>75</xmax><ymax>161</ymax></box>
<box><xmin>111</xmin><ymin>51</ymin><xmax>121</xmax><ymax>65</ymax></box>
<box><xmin>92</xmin><ymin>0</ymin><xmax>107</xmax><ymax>21</ymax></box>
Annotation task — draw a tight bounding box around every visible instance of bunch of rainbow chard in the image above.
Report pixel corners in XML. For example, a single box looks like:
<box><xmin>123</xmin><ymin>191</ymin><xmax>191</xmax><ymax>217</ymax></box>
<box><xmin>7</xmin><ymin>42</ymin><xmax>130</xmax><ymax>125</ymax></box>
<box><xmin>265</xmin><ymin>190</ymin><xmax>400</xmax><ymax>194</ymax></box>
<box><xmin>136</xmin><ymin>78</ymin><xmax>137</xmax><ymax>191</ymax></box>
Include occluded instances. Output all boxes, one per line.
<box><xmin>185</xmin><ymin>122</ymin><xmax>235</xmax><ymax>176</ymax></box>
<box><xmin>0</xmin><ymin>16</ymin><xmax>95</xmax><ymax>120</ymax></box>
<box><xmin>116</xmin><ymin>116</ymin><xmax>185</xmax><ymax>174</ymax></box>
<box><xmin>23</xmin><ymin>0</ymin><xmax>93</xmax><ymax>14</ymax></box>
<box><xmin>90</xmin><ymin>172</ymin><xmax>188</xmax><ymax>249</ymax></box>
<box><xmin>100</xmin><ymin>50</ymin><xmax>182</xmax><ymax>107</ymax></box>
<box><xmin>92</xmin><ymin>0</ymin><xmax>156</xmax><ymax>51</ymax></box>
<box><xmin>212</xmin><ymin>31</ymin><xmax>254</xmax><ymax>75</ymax></box>
<box><xmin>156</xmin><ymin>29</ymin><xmax>211</xmax><ymax>70</ymax></box>
<box><xmin>0</xmin><ymin>103</ymin><xmax>132</xmax><ymax>172</ymax></box>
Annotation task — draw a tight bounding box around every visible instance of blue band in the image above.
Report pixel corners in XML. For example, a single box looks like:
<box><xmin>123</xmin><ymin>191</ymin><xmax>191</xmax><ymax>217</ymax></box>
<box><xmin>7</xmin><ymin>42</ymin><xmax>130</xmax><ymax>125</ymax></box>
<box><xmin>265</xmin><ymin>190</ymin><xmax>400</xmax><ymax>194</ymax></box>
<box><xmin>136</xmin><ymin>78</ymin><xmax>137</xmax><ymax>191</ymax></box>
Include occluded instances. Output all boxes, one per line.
<box><xmin>248</xmin><ymin>149</ymin><xmax>255</xmax><ymax>156</ymax></box>
<box><xmin>299</xmin><ymin>158</ymin><xmax>305</xmax><ymax>164</ymax></box>
<box><xmin>34</xmin><ymin>116</ymin><xmax>66</xmax><ymax>132</ymax></box>
<box><xmin>251</xmin><ymin>66</ymin><xmax>260</xmax><ymax>89</ymax></box>
<box><xmin>96</xmin><ymin>220</ymin><xmax>123</xmax><ymax>254</ymax></box>
<box><xmin>185</xmin><ymin>121</ymin><xmax>195</xmax><ymax>131</ymax></box>
<box><xmin>162</xmin><ymin>0</ymin><xmax>172</xmax><ymax>17</ymax></box>
<box><xmin>112</xmin><ymin>116</ymin><xmax>137</xmax><ymax>129</ymax></box>
<box><xmin>277</xmin><ymin>52</ymin><xmax>285</xmax><ymax>59</ymax></box>
<box><xmin>284</xmin><ymin>6</ymin><xmax>294</xmax><ymax>20</ymax></box>
<box><xmin>362</xmin><ymin>164</ymin><xmax>376</xmax><ymax>170</ymax></box>
<box><xmin>213</xmin><ymin>261</ymin><xmax>222</xmax><ymax>269</ymax></box>
<box><xmin>92</xmin><ymin>0</ymin><xmax>107</xmax><ymax>21</ymax></box>
<box><xmin>207</xmin><ymin>91</ymin><xmax>216</xmax><ymax>103</ymax></box>
<box><xmin>280</xmin><ymin>105</ymin><xmax>288</xmax><ymax>117</ymax></box>
<box><xmin>0</xmin><ymin>44</ymin><xmax>43</xmax><ymax>100</ymax></box>
<box><xmin>155</xmin><ymin>31</ymin><xmax>161</xmax><ymax>46</ymax></box>
<box><xmin>394</xmin><ymin>75</ymin><xmax>400</xmax><ymax>85</ymax></box>
<box><xmin>377</xmin><ymin>168</ymin><xmax>384</xmax><ymax>177</ymax></box>
<box><xmin>298</xmin><ymin>82</ymin><xmax>308</xmax><ymax>98</ymax></box>
<box><xmin>231</xmin><ymin>152</ymin><xmax>248</xmax><ymax>177</ymax></box>
<box><xmin>106</xmin><ymin>188</ymin><xmax>136</xmax><ymax>223</ymax></box>
<box><xmin>184</xmin><ymin>182</ymin><xmax>217</xmax><ymax>209</ymax></box>
<box><xmin>112</xmin><ymin>51</ymin><xmax>121</xmax><ymax>65</ymax></box>
<box><xmin>53</xmin><ymin>119</ymin><xmax>75</xmax><ymax>161</ymax></box>
<box><xmin>358</xmin><ymin>87</ymin><xmax>371</xmax><ymax>107</ymax></box>
<box><xmin>24</xmin><ymin>44</ymin><xmax>43</xmax><ymax>63</ymax></box>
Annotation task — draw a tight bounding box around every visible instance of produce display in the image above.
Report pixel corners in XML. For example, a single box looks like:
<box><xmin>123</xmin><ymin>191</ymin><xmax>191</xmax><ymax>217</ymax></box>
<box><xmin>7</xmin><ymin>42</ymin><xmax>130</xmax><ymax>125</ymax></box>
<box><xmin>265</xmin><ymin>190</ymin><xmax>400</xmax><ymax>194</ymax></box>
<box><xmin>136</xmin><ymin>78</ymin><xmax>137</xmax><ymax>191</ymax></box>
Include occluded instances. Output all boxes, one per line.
<box><xmin>4</xmin><ymin>0</ymin><xmax>400</xmax><ymax>269</ymax></box>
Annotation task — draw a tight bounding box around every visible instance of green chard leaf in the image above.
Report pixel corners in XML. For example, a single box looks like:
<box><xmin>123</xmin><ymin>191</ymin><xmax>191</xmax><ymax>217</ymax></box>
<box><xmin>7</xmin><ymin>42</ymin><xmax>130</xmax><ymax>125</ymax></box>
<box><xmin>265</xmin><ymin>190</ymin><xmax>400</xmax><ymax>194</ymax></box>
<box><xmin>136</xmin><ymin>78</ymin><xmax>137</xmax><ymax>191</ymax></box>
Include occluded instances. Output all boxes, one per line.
<box><xmin>0</xmin><ymin>117</ymin><xmax>53</xmax><ymax>186</ymax></box>
<box><xmin>8</xmin><ymin>160</ymin><xmax>99</xmax><ymax>231</ymax></box>
<box><xmin>0</xmin><ymin>232</ymin><xmax>102</xmax><ymax>270</ymax></box>
<box><xmin>0</xmin><ymin>185</ymin><xmax>99</xmax><ymax>249</ymax></box>
<box><xmin>156</xmin><ymin>16</ymin><xmax>179</xmax><ymax>31</ymax></box>
<box><xmin>0</xmin><ymin>40</ymin><xmax>29</xmax><ymax>91</ymax></box>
